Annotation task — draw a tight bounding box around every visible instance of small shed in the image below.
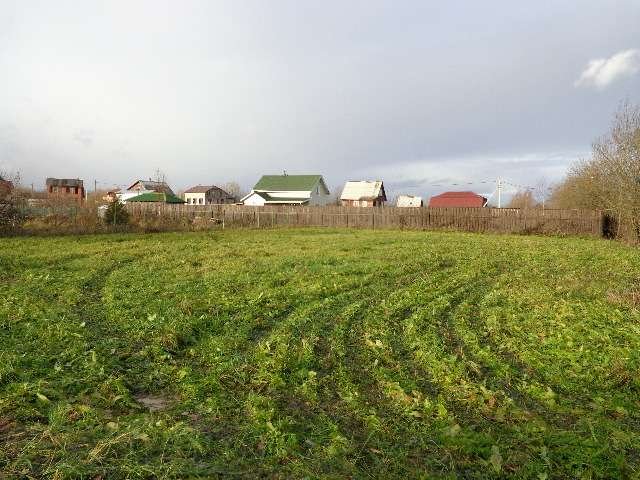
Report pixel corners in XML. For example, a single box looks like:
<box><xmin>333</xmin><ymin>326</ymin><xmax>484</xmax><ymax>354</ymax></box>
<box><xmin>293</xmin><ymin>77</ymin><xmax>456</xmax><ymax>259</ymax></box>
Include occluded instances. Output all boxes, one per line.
<box><xmin>396</xmin><ymin>195</ymin><xmax>423</xmax><ymax>207</ymax></box>
<box><xmin>340</xmin><ymin>181</ymin><xmax>386</xmax><ymax>207</ymax></box>
<box><xmin>429</xmin><ymin>191</ymin><xmax>487</xmax><ymax>208</ymax></box>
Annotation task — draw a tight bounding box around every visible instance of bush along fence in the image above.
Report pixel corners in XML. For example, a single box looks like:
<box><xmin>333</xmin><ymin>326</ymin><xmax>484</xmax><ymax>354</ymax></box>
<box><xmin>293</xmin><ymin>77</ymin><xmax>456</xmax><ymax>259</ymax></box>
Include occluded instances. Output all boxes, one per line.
<box><xmin>124</xmin><ymin>203</ymin><xmax>605</xmax><ymax>237</ymax></box>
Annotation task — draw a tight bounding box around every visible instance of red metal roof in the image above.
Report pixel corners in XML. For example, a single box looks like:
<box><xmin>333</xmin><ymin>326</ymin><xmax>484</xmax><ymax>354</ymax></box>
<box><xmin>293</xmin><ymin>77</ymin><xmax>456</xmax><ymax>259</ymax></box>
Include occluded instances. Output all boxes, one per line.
<box><xmin>429</xmin><ymin>191</ymin><xmax>487</xmax><ymax>208</ymax></box>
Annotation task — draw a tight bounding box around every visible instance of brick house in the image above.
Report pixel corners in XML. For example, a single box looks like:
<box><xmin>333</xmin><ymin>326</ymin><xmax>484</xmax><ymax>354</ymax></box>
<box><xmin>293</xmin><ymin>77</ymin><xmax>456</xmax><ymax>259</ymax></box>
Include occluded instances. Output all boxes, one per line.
<box><xmin>0</xmin><ymin>176</ymin><xmax>13</xmax><ymax>199</ymax></box>
<box><xmin>46</xmin><ymin>178</ymin><xmax>85</xmax><ymax>202</ymax></box>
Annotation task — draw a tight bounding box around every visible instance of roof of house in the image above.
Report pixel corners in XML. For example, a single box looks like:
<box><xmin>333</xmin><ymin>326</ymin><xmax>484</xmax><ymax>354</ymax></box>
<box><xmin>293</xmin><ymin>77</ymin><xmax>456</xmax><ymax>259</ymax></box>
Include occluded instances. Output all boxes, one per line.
<box><xmin>184</xmin><ymin>185</ymin><xmax>232</xmax><ymax>195</ymax></box>
<box><xmin>127</xmin><ymin>179</ymin><xmax>174</xmax><ymax>194</ymax></box>
<box><xmin>46</xmin><ymin>178</ymin><xmax>84</xmax><ymax>187</ymax></box>
<box><xmin>397</xmin><ymin>195</ymin><xmax>423</xmax><ymax>207</ymax></box>
<box><xmin>429</xmin><ymin>191</ymin><xmax>487</xmax><ymax>208</ymax></box>
<box><xmin>126</xmin><ymin>192</ymin><xmax>184</xmax><ymax>204</ymax></box>
<box><xmin>340</xmin><ymin>181</ymin><xmax>386</xmax><ymax>201</ymax></box>
<box><xmin>253</xmin><ymin>175</ymin><xmax>323</xmax><ymax>191</ymax></box>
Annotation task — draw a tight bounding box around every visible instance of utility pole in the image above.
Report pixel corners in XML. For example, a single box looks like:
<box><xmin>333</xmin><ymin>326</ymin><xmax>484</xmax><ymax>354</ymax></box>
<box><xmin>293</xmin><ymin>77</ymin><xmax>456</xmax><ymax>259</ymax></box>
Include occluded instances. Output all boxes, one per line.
<box><xmin>497</xmin><ymin>177</ymin><xmax>502</xmax><ymax>208</ymax></box>
<box><xmin>94</xmin><ymin>179</ymin><xmax>98</xmax><ymax>192</ymax></box>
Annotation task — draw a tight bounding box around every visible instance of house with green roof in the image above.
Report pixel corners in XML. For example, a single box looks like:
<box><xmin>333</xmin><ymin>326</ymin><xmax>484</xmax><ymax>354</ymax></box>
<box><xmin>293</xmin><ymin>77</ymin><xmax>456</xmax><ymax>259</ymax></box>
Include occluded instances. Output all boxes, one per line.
<box><xmin>125</xmin><ymin>192</ymin><xmax>184</xmax><ymax>204</ymax></box>
<box><xmin>241</xmin><ymin>174</ymin><xmax>331</xmax><ymax>206</ymax></box>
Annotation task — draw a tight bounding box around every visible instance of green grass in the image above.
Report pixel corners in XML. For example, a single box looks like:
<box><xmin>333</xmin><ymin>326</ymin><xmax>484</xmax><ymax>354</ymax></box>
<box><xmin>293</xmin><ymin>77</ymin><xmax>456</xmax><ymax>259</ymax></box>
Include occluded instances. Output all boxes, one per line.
<box><xmin>1</xmin><ymin>229</ymin><xmax>639</xmax><ymax>479</ymax></box>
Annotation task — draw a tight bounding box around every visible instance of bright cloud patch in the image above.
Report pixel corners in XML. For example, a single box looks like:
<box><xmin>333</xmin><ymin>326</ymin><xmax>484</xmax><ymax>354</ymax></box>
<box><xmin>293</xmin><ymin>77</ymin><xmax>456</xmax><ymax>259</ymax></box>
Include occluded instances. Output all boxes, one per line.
<box><xmin>575</xmin><ymin>49</ymin><xmax>640</xmax><ymax>89</ymax></box>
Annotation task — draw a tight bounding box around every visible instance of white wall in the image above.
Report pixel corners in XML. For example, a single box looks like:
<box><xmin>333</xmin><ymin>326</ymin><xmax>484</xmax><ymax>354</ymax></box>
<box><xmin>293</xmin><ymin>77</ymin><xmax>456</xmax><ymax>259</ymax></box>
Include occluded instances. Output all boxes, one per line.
<box><xmin>185</xmin><ymin>193</ymin><xmax>206</xmax><ymax>205</ymax></box>
<box><xmin>242</xmin><ymin>192</ymin><xmax>266</xmax><ymax>206</ymax></box>
<box><xmin>267</xmin><ymin>190</ymin><xmax>309</xmax><ymax>199</ymax></box>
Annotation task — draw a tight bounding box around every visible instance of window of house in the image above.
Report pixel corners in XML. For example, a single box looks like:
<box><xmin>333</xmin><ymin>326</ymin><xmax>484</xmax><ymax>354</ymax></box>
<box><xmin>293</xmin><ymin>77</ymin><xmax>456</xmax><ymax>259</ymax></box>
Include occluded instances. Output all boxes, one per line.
<box><xmin>200</xmin><ymin>198</ymin><xmax>204</xmax><ymax>204</ymax></box>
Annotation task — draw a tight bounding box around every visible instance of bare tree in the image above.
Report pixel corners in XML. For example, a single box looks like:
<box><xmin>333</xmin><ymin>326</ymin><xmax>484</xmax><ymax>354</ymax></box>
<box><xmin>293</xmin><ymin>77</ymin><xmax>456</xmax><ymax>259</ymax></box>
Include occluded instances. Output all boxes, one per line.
<box><xmin>0</xmin><ymin>169</ymin><xmax>24</xmax><ymax>230</ymax></box>
<box><xmin>533</xmin><ymin>177</ymin><xmax>551</xmax><ymax>208</ymax></box>
<box><xmin>549</xmin><ymin>101</ymin><xmax>640</xmax><ymax>239</ymax></box>
<box><xmin>0</xmin><ymin>169</ymin><xmax>20</xmax><ymax>201</ymax></box>
<box><xmin>153</xmin><ymin>168</ymin><xmax>167</xmax><ymax>184</ymax></box>
<box><xmin>222</xmin><ymin>181</ymin><xmax>242</xmax><ymax>199</ymax></box>
<box><xmin>507</xmin><ymin>190</ymin><xmax>537</xmax><ymax>209</ymax></box>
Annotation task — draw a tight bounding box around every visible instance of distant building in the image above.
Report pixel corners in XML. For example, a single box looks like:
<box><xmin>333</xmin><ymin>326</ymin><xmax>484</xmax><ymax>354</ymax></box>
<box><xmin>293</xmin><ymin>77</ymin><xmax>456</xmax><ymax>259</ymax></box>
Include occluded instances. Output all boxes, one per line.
<box><xmin>396</xmin><ymin>195</ymin><xmax>423</xmax><ymax>207</ymax></box>
<box><xmin>429</xmin><ymin>191</ymin><xmax>487</xmax><ymax>208</ymax></box>
<box><xmin>241</xmin><ymin>175</ymin><xmax>331</xmax><ymax>206</ymax></box>
<box><xmin>116</xmin><ymin>179</ymin><xmax>176</xmax><ymax>203</ymax></box>
<box><xmin>103</xmin><ymin>190</ymin><xmax>119</xmax><ymax>203</ymax></box>
<box><xmin>184</xmin><ymin>185</ymin><xmax>235</xmax><ymax>205</ymax></box>
<box><xmin>126</xmin><ymin>179</ymin><xmax>175</xmax><ymax>195</ymax></box>
<box><xmin>0</xmin><ymin>176</ymin><xmax>13</xmax><ymax>199</ymax></box>
<box><xmin>340</xmin><ymin>181</ymin><xmax>387</xmax><ymax>207</ymax></box>
<box><xmin>126</xmin><ymin>192</ymin><xmax>184</xmax><ymax>204</ymax></box>
<box><xmin>46</xmin><ymin>178</ymin><xmax>85</xmax><ymax>202</ymax></box>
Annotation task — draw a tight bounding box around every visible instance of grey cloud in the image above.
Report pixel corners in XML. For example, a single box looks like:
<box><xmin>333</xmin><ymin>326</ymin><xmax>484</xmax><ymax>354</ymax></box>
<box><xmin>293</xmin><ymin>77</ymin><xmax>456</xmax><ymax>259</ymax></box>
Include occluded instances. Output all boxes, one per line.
<box><xmin>0</xmin><ymin>0</ymin><xmax>639</xmax><ymax>191</ymax></box>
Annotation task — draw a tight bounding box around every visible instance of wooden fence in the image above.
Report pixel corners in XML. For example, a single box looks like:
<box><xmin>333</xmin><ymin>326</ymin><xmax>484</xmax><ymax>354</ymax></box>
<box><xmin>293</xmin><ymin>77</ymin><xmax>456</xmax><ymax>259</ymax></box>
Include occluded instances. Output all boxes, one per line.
<box><xmin>124</xmin><ymin>204</ymin><xmax>604</xmax><ymax>237</ymax></box>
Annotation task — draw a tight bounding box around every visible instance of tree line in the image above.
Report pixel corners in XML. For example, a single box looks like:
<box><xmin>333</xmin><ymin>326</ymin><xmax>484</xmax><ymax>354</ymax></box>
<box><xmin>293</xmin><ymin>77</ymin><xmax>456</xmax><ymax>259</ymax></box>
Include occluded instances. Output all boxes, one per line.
<box><xmin>508</xmin><ymin>101</ymin><xmax>640</xmax><ymax>241</ymax></box>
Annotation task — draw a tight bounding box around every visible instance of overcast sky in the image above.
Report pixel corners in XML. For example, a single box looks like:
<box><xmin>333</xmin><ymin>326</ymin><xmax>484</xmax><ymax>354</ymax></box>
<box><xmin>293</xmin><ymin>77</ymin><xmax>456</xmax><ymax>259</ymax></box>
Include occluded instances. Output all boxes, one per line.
<box><xmin>1</xmin><ymin>1</ymin><xmax>639</xmax><ymax>199</ymax></box>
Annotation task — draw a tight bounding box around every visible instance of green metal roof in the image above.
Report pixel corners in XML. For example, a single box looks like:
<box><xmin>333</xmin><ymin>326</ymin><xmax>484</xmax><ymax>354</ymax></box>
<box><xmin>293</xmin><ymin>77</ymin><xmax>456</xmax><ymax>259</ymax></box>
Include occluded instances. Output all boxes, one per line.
<box><xmin>127</xmin><ymin>192</ymin><xmax>184</xmax><ymax>204</ymax></box>
<box><xmin>253</xmin><ymin>175</ymin><xmax>322</xmax><ymax>191</ymax></box>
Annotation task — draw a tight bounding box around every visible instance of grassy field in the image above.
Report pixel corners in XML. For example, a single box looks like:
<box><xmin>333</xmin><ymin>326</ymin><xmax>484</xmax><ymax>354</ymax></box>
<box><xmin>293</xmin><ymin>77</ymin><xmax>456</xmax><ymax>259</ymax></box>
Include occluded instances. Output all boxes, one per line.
<box><xmin>1</xmin><ymin>229</ymin><xmax>639</xmax><ymax>479</ymax></box>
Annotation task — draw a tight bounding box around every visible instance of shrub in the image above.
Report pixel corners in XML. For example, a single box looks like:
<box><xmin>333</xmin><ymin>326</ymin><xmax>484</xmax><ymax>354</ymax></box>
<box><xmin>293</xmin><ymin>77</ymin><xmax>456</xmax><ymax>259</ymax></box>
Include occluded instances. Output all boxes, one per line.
<box><xmin>0</xmin><ymin>201</ymin><xmax>25</xmax><ymax>232</ymax></box>
<box><xmin>103</xmin><ymin>201</ymin><xmax>129</xmax><ymax>226</ymax></box>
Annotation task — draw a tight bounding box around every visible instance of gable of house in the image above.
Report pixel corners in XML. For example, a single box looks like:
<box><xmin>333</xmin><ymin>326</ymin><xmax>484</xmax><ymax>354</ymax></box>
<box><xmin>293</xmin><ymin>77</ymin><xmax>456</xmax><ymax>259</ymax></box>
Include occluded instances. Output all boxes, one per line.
<box><xmin>340</xmin><ymin>181</ymin><xmax>386</xmax><ymax>201</ymax></box>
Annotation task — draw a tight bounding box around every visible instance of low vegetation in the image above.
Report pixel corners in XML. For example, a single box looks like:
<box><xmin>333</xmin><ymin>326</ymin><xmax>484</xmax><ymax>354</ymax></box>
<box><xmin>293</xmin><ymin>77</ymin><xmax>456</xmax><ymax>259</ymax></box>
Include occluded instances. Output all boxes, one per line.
<box><xmin>1</xmin><ymin>229</ymin><xmax>639</xmax><ymax>478</ymax></box>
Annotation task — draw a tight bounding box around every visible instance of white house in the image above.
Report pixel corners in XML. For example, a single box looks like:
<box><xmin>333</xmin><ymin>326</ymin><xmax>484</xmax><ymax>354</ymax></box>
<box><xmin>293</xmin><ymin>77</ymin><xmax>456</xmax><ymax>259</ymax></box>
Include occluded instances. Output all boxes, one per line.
<box><xmin>396</xmin><ymin>195</ymin><xmax>423</xmax><ymax>207</ymax></box>
<box><xmin>340</xmin><ymin>181</ymin><xmax>387</xmax><ymax>207</ymax></box>
<box><xmin>241</xmin><ymin>175</ymin><xmax>331</xmax><ymax>206</ymax></box>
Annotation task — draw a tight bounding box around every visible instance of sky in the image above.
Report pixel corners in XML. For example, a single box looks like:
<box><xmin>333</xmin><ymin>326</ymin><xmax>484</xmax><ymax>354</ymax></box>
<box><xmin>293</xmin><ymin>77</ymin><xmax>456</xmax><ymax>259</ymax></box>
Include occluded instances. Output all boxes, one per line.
<box><xmin>1</xmin><ymin>0</ymin><xmax>639</xmax><ymax>200</ymax></box>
